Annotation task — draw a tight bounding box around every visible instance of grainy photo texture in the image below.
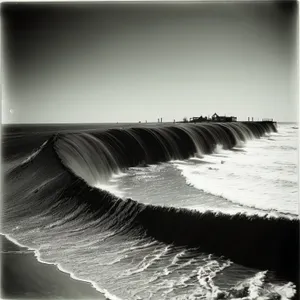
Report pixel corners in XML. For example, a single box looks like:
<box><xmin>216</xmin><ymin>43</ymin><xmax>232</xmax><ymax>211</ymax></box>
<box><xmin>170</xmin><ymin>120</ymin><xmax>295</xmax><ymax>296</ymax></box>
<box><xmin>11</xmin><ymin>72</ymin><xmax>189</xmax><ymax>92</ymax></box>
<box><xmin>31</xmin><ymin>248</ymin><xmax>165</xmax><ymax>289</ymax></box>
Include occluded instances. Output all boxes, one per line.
<box><xmin>1</xmin><ymin>1</ymin><xmax>299</xmax><ymax>300</ymax></box>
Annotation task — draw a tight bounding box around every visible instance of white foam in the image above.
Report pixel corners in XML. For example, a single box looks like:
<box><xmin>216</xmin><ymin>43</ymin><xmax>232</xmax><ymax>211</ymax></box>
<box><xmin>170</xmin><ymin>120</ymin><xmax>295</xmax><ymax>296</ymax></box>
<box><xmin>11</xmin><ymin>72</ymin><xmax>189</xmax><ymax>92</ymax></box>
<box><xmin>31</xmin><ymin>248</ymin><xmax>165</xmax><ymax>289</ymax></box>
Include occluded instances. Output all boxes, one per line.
<box><xmin>173</xmin><ymin>126</ymin><xmax>298</xmax><ymax>216</ymax></box>
<box><xmin>248</xmin><ymin>270</ymin><xmax>267</xmax><ymax>298</ymax></box>
<box><xmin>94</xmin><ymin>182</ymin><xmax>125</xmax><ymax>198</ymax></box>
<box><xmin>213</xmin><ymin>143</ymin><xmax>225</xmax><ymax>154</ymax></box>
<box><xmin>171</xmin><ymin>249</ymin><xmax>186</xmax><ymax>265</ymax></box>
<box><xmin>272</xmin><ymin>282</ymin><xmax>297</xmax><ymax>300</ymax></box>
<box><xmin>122</xmin><ymin>246</ymin><xmax>170</xmax><ymax>276</ymax></box>
<box><xmin>21</xmin><ymin>140</ymin><xmax>49</xmax><ymax>164</ymax></box>
<box><xmin>196</xmin><ymin>260</ymin><xmax>232</xmax><ymax>299</ymax></box>
<box><xmin>230</xmin><ymin>270</ymin><xmax>297</xmax><ymax>300</ymax></box>
<box><xmin>1</xmin><ymin>233</ymin><xmax>122</xmax><ymax>300</ymax></box>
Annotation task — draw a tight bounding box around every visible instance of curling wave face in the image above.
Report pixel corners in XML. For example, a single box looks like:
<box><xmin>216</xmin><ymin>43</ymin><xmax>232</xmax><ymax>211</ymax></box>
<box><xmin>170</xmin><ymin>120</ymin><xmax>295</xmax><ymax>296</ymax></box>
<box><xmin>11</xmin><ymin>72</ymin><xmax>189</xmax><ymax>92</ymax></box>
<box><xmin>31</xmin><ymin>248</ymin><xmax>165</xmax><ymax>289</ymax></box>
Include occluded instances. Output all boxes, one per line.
<box><xmin>54</xmin><ymin>122</ymin><xmax>271</xmax><ymax>185</ymax></box>
<box><xmin>3</xmin><ymin>122</ymin><xmax>299</xmax><ymax>299</ymax></box>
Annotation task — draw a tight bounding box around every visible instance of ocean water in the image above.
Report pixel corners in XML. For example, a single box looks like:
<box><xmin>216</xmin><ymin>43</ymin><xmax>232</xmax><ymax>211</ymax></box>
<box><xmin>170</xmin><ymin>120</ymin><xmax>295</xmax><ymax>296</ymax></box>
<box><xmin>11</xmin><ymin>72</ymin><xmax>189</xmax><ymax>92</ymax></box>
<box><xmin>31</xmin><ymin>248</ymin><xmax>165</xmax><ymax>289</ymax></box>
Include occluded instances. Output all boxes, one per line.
<box><xmin>110</xmin><ymin>124</ymin><xmax>298</xmax><ymax>217</ymax></box>
<box><xmin>2</xmin><ymin>122</ymin><xmax>298</xmax><ymax>300</ymax></box>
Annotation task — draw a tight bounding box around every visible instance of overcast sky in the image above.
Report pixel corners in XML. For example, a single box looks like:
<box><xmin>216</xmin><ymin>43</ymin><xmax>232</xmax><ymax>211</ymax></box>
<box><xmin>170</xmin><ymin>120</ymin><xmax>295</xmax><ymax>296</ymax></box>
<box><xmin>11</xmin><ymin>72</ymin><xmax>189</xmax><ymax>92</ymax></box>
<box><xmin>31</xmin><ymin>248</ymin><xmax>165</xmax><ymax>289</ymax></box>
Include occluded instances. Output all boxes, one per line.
<box><xmin>2</xmin><ymin>1</ymin><xmax>298</xmax><ymax>123</ymax></box>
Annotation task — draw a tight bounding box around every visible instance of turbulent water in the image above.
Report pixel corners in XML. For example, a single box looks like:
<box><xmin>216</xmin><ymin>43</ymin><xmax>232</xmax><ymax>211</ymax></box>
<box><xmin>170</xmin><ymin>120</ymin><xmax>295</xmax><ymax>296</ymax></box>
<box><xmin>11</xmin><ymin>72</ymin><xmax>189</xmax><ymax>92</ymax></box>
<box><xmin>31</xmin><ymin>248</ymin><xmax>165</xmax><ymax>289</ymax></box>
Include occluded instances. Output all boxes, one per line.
<box><xmin>2</xmin><ymin>122</ymin><xmax>299</xmax><ymax>300</ymax></box>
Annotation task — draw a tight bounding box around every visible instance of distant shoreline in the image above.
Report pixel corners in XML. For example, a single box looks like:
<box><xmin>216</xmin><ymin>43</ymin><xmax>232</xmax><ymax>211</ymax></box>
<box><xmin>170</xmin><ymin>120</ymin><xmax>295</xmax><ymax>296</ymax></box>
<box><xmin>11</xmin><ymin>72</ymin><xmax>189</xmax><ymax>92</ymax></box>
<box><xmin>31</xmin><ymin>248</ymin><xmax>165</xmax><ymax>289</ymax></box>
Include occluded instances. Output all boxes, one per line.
<box><xmin>1</xmin><ymin>121</ymin><xmax>297</xmax><ymax>126</ymax></box>
<box><xmin>1</xmin><ymin>234</ymin><xmax>105</xmax><ymax>299</ymax></box>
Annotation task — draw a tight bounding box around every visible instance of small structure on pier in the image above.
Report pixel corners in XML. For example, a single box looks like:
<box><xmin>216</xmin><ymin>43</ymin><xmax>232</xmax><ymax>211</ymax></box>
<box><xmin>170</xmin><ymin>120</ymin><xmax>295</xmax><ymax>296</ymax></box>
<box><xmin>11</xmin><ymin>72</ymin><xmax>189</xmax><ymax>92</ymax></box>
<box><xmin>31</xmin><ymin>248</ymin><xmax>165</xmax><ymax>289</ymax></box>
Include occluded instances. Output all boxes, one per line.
<box><xmin>187</xmin><ymin>113</ymin><xmax>237</xmax><ymax>123</ymax></box>
<box><xmin>211</xmin><ymin>113</ymin><xmax>237</xmax><ymax>122</ymax></box>
<box><xmin>189</xmin><ymin>116</ymin><xmax>208</xmax><ymax>122</ymax></box>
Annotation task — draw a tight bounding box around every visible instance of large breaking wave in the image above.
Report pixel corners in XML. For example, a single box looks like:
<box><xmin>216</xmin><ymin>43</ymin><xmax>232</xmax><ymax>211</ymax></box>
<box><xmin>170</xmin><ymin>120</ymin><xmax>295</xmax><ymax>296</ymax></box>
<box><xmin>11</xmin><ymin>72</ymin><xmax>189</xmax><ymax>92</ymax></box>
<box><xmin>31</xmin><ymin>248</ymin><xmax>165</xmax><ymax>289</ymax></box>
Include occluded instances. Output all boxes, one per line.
<box><xmin>54</xmin><ymin>122</ymin><xmax>275</xmax><ymax>186</ymax></box>
<box><xmin>3</xmin><ymin>122</ymin><xmax>299</xmax><ymax>298</ymax></box>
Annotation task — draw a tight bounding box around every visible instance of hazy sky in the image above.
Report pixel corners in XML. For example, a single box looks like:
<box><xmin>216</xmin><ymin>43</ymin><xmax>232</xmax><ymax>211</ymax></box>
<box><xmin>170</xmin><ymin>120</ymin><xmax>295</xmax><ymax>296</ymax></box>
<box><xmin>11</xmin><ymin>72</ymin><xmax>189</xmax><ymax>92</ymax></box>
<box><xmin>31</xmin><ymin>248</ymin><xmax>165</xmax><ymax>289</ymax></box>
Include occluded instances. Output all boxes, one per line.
<box><xmin>2</xmin><ymin>1</ymin><xmax>298</xmax><ymax>123</ymax></box>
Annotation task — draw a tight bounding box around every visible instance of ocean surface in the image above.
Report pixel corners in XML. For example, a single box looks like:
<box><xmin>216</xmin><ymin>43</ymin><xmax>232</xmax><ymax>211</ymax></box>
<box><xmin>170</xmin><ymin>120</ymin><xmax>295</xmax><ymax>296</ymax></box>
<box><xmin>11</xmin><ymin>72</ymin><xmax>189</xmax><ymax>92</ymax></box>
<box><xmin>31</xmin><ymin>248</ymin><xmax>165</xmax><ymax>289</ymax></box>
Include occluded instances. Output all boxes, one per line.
<box><xmin>2</xmin><ymin>122</ymin><xmax>298</xmax><ymax>300</ymax></box>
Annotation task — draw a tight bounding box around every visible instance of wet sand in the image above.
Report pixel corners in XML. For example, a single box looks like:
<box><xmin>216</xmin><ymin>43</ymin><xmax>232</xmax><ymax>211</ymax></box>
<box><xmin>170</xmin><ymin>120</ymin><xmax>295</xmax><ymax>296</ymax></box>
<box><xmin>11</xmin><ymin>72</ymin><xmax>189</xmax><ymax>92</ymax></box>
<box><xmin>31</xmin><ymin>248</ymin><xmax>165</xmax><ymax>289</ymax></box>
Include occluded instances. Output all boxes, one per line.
<box><xmin>1</xmin><ymin>235</ymin><xmax>104</xmax><ymax>299</ymax></box>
